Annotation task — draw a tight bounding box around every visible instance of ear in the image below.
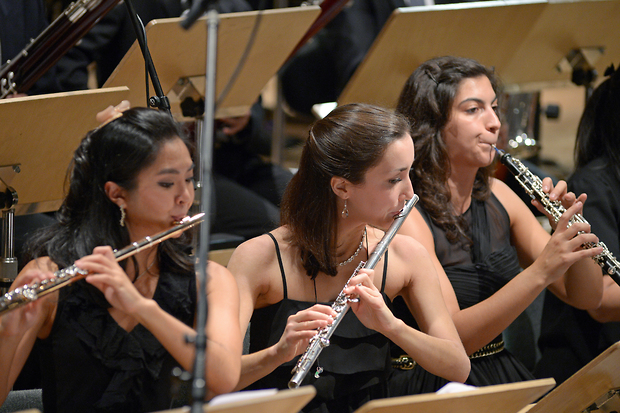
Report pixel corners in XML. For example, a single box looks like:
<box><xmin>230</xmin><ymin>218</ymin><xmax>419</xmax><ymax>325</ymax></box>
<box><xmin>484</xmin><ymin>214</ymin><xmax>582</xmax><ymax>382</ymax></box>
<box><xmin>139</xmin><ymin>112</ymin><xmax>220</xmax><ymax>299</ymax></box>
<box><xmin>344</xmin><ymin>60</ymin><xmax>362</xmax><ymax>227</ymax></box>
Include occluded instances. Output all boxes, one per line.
<box><xmin>330</xmin><ymin>176</ymin><xmax>351</xmax><ymax>200</ymax></box>
<box><xmin>104</xmin><ymin>181</ymin><xmax>127</xmax><ymax>207</ymax></box>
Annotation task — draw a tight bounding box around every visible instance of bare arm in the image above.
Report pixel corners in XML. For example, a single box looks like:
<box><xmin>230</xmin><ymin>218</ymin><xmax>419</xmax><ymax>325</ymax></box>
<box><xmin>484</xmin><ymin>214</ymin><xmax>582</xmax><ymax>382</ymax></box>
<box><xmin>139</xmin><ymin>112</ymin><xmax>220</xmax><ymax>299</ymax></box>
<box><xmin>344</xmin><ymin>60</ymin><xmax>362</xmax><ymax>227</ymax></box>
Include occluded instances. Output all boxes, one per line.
<box><xmin>500</xmin><ymin>178</ymin><xmax>603</xmax><ymax>309</ymax></box>
<box><xmin>77</xmin><ymin>249</ymin><xmax>242</xmax><ymax>396</ymax></box>
<box><xmin>347</xmin><ymin>236</ymin><xmax>469</xmax><ymax>382</ymax></box>
<box><xmin>0</xmin><ymin>259</ymin><xmax>58</xmax><ymax>405</ymax></box>
<box><xmin>227</xmin><ymin>234</ymin><xmax>335</xmax><ymax>391</ymax></box>
<box><xmin>399</xmin><ymin>182</ymin><xmax>603</xmax><ymax>355</ymax></box>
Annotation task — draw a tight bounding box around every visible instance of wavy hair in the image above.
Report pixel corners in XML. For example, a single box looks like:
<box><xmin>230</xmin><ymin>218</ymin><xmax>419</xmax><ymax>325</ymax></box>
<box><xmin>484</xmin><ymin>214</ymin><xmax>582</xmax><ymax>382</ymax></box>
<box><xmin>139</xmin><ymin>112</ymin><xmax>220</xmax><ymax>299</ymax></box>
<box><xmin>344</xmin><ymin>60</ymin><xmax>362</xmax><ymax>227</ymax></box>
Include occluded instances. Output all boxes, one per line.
<box><xmin>396</xmin><ymin>56</ymin><xmax>500</xmax><ymax>244</ymax></box>
<box><xmin>280</xmin><ymin>103</ymin><xmax>411</xmax><ymax>279</ymax></box>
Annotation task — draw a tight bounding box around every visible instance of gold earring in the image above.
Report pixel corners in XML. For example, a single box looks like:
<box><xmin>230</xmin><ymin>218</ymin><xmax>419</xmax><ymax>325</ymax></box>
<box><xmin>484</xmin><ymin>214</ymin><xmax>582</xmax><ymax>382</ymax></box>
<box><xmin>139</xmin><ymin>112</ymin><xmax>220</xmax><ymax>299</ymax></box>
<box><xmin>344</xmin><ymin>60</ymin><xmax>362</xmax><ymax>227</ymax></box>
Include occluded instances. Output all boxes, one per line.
<box><xmin>341</xmin><ymin>200</ymin><xmax>349</xmax><ymax>219</ymax></box>
<box><xmin>119</xmin><ymin>205</ymin><xmax>126</xmax><ymax>227</ymax></box>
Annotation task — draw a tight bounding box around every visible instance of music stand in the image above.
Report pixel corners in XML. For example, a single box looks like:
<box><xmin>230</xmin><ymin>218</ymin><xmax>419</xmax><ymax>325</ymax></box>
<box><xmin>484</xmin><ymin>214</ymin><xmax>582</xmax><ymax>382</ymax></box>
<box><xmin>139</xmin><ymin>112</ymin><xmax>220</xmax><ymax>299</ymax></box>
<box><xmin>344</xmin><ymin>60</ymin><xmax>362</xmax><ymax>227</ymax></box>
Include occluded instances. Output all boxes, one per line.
<box><xmin>103</xmin><ymin>6</ymin><xmax>321</xmax><ymax>119</ymax></box>
<box><xmin>338</xmin><ymin>0</ymin><xmax>620</xmax><ymax>109</ymax></box>
<box><xmin>0</xmin><ymin>86</ymin><xmax>130</xmax><ymax>290</ymax></box>
<box><xmin>153</xmin><ymin>386</ymin><xmax>316</xmax><ymax>413</ymax></box>
<box><xmin>524</xmin><ymin>341</ymin><xmax>620</xmax><ymax>413</ymax></box>
<box><xmin>0</xmin><ymin>87</ymin><xmax>130</xmax><ymax>214</ymax></box>
<box><xmin>352</xmin><ymin>378</ymin><xmax>555</xmax><ymax>413</ymax></box>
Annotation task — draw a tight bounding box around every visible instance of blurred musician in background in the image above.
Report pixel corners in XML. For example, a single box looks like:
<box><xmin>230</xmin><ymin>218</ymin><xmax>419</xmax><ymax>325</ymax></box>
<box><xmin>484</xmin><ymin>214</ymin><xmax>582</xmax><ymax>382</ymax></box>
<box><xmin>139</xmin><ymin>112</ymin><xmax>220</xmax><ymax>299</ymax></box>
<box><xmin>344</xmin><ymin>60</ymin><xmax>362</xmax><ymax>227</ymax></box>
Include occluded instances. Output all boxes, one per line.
<box><xmin>535</xmin><ymin>64</ymin><xmax>620</xmax><ymax>386</ymax></box>
<box><xmin>0</xmin><ymin>107</ymin><xmax>241</xmax><ymax>412</ymax></box>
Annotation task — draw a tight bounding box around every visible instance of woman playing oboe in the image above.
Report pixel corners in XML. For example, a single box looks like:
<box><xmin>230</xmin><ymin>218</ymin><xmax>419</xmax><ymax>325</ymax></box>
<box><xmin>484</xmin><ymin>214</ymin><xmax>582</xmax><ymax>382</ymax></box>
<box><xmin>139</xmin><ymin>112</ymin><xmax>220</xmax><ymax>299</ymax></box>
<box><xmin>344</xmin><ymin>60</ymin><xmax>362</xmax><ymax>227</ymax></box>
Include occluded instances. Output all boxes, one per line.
<box><xmin>227</xmin><ymin>103</ymin><xmax>469</xmax><ymax>413</ymax></box>
<box><xmin>390</xmin><ymin>55</ymin><xmax>605</xmax><ymax>395</ymax></box>
<box><xmin>0</xmin><ymin>107</ymin><xmax>242</xmax><ymax>412</ymax></box>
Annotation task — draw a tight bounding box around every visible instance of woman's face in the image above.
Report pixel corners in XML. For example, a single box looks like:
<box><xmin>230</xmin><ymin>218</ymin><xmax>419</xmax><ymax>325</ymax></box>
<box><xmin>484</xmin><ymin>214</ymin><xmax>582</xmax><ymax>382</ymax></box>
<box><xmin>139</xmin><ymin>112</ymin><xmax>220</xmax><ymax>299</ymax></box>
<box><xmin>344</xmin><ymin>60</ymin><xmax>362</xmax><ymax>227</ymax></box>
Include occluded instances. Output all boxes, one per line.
<box><xmin>347</xmin><ymin>134</ymin><xmax>415</xmax><ymax>231</ymax></box>
<box><xmin>442</xmin><ymin>75</ymin><xmax>500</xmax><ymax>171</ymax></box>
<box><xmin>123</xmin><ymin>137</ymin><xmax>195</xmax><ymax>238</ymax></box>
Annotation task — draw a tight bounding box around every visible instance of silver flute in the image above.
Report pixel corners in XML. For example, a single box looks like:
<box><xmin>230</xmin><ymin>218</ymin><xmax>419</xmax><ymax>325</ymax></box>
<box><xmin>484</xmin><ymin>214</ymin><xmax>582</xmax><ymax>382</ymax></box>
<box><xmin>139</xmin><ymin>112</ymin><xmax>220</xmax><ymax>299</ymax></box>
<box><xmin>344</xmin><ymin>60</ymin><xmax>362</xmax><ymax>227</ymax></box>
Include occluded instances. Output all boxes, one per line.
<box><xmin>494</xmin><ymin>146</ymin><xmax>620</xmax><ymax>286</ymax></box>
<box><xmin>289</xmin><ymin>195</ymin><xmax>419</xmax><ymax>388</ymax></box>
<box><xmin>0</xmin><ymin>213</ymin><xmax>204</xmax><ymax>316</ymax></box>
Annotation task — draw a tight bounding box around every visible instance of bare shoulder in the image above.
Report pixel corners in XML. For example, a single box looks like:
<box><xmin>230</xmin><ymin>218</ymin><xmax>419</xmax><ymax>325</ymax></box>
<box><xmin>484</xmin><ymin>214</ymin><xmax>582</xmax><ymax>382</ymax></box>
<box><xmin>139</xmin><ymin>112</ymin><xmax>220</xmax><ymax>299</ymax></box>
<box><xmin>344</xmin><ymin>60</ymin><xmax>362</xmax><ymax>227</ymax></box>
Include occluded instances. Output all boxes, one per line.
<box><xmin>490</xmin><ymin>176</ymin><xmax>537</xmax><ymax>223</ymax></box>
<box><xmin>21</xmin><ymin>257</ymin><xmax>58</xmax><ymax>273</ymax></box>
<box><xmin>390</xmin><ymin>233</ymin><xmax>431</xmax><ymax>259</ymax></box>
<box><xmin>228</xmin><ymin>230</ymin><xmax>281</xmax><ymax>272</ymax></box>
<box><xmin>227</xmin><ymin>228</ymin><xmax>289</xmax><ymax>305</ymax></box>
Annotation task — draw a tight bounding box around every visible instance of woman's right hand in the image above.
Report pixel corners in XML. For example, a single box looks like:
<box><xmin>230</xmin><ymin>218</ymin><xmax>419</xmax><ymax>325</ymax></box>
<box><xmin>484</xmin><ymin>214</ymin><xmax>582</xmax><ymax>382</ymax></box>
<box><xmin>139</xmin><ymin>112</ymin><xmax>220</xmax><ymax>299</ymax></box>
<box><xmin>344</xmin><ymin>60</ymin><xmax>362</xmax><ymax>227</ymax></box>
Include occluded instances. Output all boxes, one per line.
<box><xmin>275</xmin><ymin>304</ymin><xmax>336</xmax><ymax>363</ymax></box>
<box><xmin>533</xmin><ymin>200</ymin><xmax>603</xmax><ymax>284</ymax></box>
<box><xmin>0</xmin><ymin>270</ymin><xmax>54</xmax><ymax>337</ymax></box>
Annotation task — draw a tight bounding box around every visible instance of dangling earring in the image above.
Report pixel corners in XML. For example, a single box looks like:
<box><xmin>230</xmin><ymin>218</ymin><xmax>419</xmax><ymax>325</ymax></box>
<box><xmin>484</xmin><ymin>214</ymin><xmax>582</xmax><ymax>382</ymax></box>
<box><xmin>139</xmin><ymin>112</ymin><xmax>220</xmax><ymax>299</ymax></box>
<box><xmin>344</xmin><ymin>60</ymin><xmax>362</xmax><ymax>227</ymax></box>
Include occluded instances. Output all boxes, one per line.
<box><xmin>119</xmin><ymin>205</ymin><xmax>126</xmax><ymax>227</ymax></box>
<box><xmin>341</xmin><ymin>200</ymin><xmax>349</xmax><ymax>219</ymax></box>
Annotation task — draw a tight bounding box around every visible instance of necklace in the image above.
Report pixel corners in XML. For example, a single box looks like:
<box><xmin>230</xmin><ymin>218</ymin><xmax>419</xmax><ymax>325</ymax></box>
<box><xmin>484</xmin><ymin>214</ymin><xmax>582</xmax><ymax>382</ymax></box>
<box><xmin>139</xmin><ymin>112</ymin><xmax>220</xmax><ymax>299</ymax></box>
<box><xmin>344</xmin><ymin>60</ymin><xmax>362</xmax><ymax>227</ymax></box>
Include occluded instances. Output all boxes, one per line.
<box><xmin>338</xmin><ymin>227</ymin><xmax>367</xmax><ymax>266</ymax></box>
<box><xmin>133</xmin><ymin>259</ymin><xmax>156</xmax><ymax>283</ymax></box>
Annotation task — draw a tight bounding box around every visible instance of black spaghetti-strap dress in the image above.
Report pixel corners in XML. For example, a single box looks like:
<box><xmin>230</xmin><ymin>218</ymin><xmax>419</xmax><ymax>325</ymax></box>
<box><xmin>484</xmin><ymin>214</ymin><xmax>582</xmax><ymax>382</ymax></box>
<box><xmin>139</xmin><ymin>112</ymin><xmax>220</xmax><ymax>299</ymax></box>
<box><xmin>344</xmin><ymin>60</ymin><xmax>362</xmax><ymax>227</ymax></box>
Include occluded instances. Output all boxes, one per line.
<box><xmin>389</xmin><ymin>194</ymin><xmax>534</xmax><ymax>396</ymax></box>
<box><xmin>35</xmin><ymin>261</ymin><xmax>196</xmax><ymax>413</ymax></box>
<box><xmin>247</xmin><ymin>233</ymin><xmax>392</xmax><ymax>413</ymax></box>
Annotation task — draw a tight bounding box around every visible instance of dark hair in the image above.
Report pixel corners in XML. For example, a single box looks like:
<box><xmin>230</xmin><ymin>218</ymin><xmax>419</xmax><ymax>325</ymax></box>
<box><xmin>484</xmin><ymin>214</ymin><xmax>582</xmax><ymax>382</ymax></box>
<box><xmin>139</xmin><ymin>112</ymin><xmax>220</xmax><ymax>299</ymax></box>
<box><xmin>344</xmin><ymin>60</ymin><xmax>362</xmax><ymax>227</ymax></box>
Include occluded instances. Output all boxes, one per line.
<box><xmin>574</xmin><ymin>66</ymin><xmax>620</xmax><ymax>181</ymax></box>
<box><xmin>396</xmin><ymin>56</ymin><xmax>500</xmax><ymax>244</ymax></box>
<box><xmin>24</xmin><ymin>108</ymin><xmax>195</xmax><ymax>275</ymax></box>
<box><xmin>280</xmin><ymin>103</ymin><xmax>411</xmax><ymax>279</ymax></box>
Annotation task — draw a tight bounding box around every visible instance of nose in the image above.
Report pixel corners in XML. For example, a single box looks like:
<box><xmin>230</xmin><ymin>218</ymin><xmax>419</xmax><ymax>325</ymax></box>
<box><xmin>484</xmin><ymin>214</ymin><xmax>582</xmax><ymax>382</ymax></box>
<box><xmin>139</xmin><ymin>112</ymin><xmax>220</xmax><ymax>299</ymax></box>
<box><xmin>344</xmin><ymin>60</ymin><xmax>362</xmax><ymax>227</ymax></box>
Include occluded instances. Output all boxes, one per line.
<box><xmin>403</xmin><ymin>175</ymin><xmax>414</xmax><ymax>201</ymax></box>
<box><xmin>177</xmin><ymin>182</ymin><xmax>194</xmax><ymax>206</ymax></box>
<box><xmin>487</xmin><ymin>107</ymin><xmax>501</xmax><ymax>134</ymax></box>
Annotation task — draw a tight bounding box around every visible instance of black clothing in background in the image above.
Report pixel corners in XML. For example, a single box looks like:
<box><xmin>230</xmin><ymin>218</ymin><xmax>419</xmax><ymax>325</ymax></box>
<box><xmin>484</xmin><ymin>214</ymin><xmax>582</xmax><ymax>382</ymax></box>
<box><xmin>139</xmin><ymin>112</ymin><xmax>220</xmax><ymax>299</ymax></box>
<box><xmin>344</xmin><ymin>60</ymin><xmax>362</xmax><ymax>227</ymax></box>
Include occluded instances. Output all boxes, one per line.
<box><xmin>57</xmin><ymin>0</ymin><xmax>291</xmax><ymax>241</ymax></box>
<box><xmin>535</xmin><ymin>158</ymin><xmax>620</xmax><ymax>386</ymax></box>
<box><xmin>279</xmin><ymin>0</ymin><xmax>407</xmax><ymax>116</ymax></box>
<box><xmin>0</xmin><ymin>0</ymin><xmax>64</xmax><ymax>95</ymax></box>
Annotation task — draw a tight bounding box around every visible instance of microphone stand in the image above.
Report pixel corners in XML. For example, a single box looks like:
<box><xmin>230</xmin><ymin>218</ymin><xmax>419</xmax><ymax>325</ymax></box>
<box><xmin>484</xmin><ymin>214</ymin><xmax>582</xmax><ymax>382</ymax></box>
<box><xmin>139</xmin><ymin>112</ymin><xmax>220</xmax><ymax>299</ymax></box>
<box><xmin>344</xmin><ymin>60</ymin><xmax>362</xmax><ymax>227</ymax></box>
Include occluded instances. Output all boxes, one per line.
<box><xmin>123</xmin><ymin>0</ymin><xmax>171</xmax><ymax>113</ymax></box>
<box><xmin>181</xmin><ymin>4</ymin><xmax>218</xmax><ymax>413</ymax></box>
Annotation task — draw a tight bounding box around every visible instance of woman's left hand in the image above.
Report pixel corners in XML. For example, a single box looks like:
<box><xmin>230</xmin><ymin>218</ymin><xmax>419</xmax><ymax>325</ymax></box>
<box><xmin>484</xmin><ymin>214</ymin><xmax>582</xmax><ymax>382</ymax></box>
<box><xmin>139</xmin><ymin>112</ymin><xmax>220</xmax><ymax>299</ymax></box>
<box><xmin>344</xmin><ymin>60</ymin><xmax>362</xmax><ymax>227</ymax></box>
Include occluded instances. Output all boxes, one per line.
<box><xmin>533</xmin><ymin>178</ymin><xmax>587</xmax><ymax>230</ymax></box>
<box><xmin>75</xmin><ymin>246</ymin><xmax>145</xmax><ymax>315</ymax></box>
<box><xmin>343</xmin><ymin>269</ymin><xmax>396</xmax><ymax>333</ymax></box>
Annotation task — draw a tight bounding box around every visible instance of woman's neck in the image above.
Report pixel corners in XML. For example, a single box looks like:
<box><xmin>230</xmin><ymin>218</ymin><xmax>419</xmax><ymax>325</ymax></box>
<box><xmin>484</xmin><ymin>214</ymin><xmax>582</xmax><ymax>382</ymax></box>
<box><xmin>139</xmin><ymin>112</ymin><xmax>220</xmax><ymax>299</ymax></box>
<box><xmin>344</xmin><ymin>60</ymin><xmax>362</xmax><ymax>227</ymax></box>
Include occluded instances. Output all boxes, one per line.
<box><xmin>447</xmin><ymin>167</ymin><xmax>477</xmax><ymax>215</ymax></box>
<box><xmin>335</xmin><ymin>224</ymin><xmax>367</xmax><ymax>267</ymax></box>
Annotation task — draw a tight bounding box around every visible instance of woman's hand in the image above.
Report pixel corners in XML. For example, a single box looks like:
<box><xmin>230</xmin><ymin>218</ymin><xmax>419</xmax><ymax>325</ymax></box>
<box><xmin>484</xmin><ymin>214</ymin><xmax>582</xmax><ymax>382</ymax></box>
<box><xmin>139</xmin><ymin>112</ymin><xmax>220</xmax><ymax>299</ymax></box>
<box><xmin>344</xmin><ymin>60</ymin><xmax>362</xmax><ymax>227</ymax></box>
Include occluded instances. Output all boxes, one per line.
<box><xmin>532</xmin><ymin>201</ymin><xmax>603</xmax><ymax>284</ymax></box>
<box><xmin>274</xmin><ymin>304</ymin><xmax>336</xmax><ymax>363</ymax></box>
<box><xmin>532</xmin><ymin>178</ymin><xmax>587</xmax><ymax>231</ymax></box>
<box><xmin>0</xmin><ymin>270</ymin><xmax>53</xmax><ymax>337</ymax></box>
<box><xmin>76</xmin><ymin>246</ymin><xmax>146</xmax><ymax>315</ymax></box>
<box><xmin>344</xmin><ymin>269</ymin><xmax>397</xmax><ymax>334</ymax></box>
<box><xmin>96</xmin><ymin>100</ymin><xmax>130</xmax><ymax>126</ymax></box>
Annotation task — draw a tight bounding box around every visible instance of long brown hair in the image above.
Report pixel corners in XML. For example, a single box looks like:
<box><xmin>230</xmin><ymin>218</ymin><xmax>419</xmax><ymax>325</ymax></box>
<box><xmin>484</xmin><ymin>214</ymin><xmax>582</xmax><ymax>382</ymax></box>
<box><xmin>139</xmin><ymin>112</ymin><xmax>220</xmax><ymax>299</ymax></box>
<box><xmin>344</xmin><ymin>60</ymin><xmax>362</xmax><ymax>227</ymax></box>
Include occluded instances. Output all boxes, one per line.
<box><xmin>396</xmin><ymin>56</ymin><xmax>500</xmax><ymax>244</ymax></box>
<box><xmin>280</xmin><ymin>103</ymin><xmax>411</xmax><ymax>279</ymax></box>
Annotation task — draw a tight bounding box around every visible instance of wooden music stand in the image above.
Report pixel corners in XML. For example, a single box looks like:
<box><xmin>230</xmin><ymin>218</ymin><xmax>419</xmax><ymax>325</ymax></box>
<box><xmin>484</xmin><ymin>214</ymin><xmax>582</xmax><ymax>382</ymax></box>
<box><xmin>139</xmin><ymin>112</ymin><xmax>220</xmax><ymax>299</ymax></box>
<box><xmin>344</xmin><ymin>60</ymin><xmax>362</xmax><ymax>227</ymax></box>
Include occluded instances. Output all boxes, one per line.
<box><xmin>352</xmin><ymin>378</ymin><xmax>555</xmax><ymax>413</ymax></box>
<box><xmin>153</xmin><ymin>386</ymin><xmax>316</xmax><ymax>413</ymax></box>
<box><xmin>104</xmin><ymin>6</ymin><xmax>321</xmax><ymax>119</ymax></box>
<box><xmin>523</xmin><ymin>341</ymin><xmax>620</xmax><ymax>413</ymax></box>
<box><xmin>0</xmin><ymin>87</ymin><xmax>130</xmax><ymax>215</ymax></box>
<box><xmin>338</xmin><ymin>0</ymin><xmax>620</xmax><ymax>109</ymax></box>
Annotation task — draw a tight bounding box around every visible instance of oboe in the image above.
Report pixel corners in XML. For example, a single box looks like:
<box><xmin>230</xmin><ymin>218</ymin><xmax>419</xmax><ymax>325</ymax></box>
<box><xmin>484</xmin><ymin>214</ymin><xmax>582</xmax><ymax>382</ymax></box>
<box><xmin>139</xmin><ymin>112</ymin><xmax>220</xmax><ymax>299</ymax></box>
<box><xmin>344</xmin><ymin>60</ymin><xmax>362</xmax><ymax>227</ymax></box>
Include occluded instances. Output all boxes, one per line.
<box><xmin>494</xmin><ymin>146</ymin><xmax>620</xmax><ymax>286</ymax></box>
<box><xmin>289</xmin><ymin>195</ymin><xmax>419</xmax><ymax>389</ymax></box>
<box><xmin>0</xmin><ymin>213</ymin><xmax>204</xmax><ymax>316</ymax></box>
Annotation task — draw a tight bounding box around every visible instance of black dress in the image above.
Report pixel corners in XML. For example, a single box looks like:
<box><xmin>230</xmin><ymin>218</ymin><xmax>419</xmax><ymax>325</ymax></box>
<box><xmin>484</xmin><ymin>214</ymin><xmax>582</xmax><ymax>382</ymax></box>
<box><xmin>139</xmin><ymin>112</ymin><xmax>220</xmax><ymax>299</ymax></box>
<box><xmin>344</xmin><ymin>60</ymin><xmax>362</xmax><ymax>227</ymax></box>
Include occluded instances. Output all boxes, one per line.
<box><xmin>389</xmin><ymin>194</ymin><xmax>534</xmax><ymax>396</ymax></box>
<box><xmin>247</xmin><ymin>233</ymin><xmax>392</xmax><ymax>413</ymax></box>
<box><xmin>35</xmin><ymin>263</ymin><xmax>196</xmax><ymax>413</ymax></box>
<box><xmin>535</xmin><ymin>158</ymin><xmax>620</xmax><ymax>385</ymax></box>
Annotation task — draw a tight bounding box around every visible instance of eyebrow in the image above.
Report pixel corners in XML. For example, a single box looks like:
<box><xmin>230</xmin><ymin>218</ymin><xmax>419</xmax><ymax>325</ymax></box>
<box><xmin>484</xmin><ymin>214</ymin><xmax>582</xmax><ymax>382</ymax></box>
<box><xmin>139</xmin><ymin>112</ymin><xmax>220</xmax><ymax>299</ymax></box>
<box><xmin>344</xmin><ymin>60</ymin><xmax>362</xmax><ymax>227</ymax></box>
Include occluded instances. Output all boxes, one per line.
<box><xmin>157</xmin><ymin>163</ymin><xmax>195</xmax><ymax>175</ymax></box>
<box><xmin>458</xmin><ymin>95</ymin><xmax>498</xmax><ymax>106</ymax></box>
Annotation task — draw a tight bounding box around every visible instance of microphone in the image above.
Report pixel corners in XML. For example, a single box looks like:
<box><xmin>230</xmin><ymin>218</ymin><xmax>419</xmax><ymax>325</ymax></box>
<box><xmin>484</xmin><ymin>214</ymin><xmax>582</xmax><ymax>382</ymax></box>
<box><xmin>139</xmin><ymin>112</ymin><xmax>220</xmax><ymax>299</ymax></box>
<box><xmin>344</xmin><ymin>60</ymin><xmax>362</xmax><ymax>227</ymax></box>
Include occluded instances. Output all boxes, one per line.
<box><xmin>180</xmin><ymin>0</ymin><xmax>215</xmax><ymax>30</ymax></box>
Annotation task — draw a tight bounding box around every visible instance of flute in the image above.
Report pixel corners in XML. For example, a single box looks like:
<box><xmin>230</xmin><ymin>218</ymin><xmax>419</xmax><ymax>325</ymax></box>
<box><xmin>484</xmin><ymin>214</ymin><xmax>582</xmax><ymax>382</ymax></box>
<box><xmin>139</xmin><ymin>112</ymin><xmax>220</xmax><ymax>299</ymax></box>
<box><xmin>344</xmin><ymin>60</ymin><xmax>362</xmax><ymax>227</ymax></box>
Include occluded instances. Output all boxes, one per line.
<box><xmin>0</xmin><ymin>213</ymin><xmax>204</xmax><ymax>316</ymax></box>
<box><xmin>494</xmin><ymin>146</ymin><xmax>620</xmax><ymax>287</ymax></box>
<box><xmin>289</xmin><ymin>195</ymin><xmax>419</xmax><ymax>388</ymax></box>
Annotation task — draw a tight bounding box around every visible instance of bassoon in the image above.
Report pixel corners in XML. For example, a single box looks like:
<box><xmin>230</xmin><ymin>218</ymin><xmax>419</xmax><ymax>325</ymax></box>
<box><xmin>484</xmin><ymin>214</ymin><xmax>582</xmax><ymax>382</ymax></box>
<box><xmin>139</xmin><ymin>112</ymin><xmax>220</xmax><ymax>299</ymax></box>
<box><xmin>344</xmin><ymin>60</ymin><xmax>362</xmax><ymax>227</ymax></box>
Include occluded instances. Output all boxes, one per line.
<box><xmin>0</xmin><ymin>0</ymin><xmax>121</xmax><ymax>98</ymax></box>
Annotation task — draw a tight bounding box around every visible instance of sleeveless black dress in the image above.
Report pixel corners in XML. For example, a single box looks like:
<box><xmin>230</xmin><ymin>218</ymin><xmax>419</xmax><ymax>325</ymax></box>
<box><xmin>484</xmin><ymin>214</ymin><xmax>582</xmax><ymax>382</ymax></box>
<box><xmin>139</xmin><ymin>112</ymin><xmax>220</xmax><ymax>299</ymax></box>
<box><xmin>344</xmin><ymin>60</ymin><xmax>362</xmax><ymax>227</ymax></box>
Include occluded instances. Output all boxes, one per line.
<box><xmin>389</xmin><ymin>194</ymin><xmax>534</xmax><ymax>396</ymax></box>
<box><xmin>247</xmin><ymin>233</ymin><xmax>392</xmax><ymax>413</ymax></box>
<box><xmin>35</xmin><ymin>262</ymin><xmax>196</xmax><ymax>413</ymax></box>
